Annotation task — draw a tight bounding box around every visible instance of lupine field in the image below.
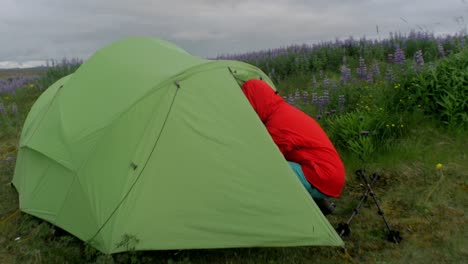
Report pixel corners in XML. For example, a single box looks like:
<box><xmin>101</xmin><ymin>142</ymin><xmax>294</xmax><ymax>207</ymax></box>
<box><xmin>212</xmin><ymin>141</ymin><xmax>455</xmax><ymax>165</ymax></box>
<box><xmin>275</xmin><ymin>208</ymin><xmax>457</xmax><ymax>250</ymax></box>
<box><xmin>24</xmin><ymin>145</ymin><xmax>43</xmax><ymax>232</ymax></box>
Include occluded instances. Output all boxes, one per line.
<box><xmin>1</xmin><ymin>32</ymin><xmax>467</xmax><ymax>263</ymax></box>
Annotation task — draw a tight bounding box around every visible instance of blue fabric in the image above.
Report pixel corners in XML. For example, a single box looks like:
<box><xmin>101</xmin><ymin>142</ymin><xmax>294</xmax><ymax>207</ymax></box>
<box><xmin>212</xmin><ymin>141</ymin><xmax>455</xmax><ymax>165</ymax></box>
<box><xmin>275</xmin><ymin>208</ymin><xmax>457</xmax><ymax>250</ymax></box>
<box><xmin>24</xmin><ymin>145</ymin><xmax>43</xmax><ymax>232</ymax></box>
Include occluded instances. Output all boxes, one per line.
<box><xmin>288</xmin><ymin>161</ymin><xmax>327</xmax><ymax>199</ymax></box>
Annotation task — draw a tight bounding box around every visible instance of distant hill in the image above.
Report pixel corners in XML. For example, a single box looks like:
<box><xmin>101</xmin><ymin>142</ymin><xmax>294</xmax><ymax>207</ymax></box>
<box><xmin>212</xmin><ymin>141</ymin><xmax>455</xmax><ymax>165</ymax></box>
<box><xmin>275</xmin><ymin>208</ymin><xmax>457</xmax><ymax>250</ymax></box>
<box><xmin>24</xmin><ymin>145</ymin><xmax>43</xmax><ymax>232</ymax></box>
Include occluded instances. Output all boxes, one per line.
<box><xmin>0</xmin><ymin>66</ymin><xmax>47</xmax><ymax>79</ymax></box>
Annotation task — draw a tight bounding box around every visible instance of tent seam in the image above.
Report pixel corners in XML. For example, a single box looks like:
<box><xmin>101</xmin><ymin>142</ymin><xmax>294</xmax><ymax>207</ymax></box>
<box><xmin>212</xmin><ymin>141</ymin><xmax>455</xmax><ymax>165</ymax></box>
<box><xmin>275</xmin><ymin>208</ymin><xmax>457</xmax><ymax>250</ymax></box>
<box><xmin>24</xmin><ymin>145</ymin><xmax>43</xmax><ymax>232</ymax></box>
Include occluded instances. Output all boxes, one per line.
<box><xmin>86</xmin><ymin>83</ymin><xmax>180</xmax><ymax>249</ymax></box>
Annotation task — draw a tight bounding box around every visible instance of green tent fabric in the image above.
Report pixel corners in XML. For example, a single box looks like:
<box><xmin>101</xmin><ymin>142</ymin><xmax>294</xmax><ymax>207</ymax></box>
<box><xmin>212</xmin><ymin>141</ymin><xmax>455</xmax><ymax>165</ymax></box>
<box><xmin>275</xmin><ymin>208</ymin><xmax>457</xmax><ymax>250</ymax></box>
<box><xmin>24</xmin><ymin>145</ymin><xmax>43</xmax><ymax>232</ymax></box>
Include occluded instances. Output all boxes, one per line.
<box><xmin>12</xmin><ymin>37</ymin><xmax>344</xmax><ymax>253</ymax></box>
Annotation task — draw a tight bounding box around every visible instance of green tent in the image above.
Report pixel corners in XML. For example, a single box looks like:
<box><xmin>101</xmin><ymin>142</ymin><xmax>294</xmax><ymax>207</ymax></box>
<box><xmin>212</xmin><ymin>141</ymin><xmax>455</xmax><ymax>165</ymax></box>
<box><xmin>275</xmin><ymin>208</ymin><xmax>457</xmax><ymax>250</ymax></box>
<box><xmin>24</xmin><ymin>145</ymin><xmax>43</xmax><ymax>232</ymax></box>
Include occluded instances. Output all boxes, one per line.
<box><xmin>12</xmin><ymin>37</ymin><xmax>343</xmax><ymax>253</ymax></box>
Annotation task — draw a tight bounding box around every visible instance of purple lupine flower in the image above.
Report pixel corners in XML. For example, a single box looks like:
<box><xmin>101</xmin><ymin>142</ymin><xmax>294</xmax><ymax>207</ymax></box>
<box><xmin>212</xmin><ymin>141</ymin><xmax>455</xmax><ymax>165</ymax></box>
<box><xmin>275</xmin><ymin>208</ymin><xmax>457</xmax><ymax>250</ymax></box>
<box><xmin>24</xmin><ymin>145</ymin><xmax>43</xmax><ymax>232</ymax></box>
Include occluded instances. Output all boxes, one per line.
<box><xmin>356</xmin><ymin>57</ymin><xmax>367</xmax><ymax>79</ymax></box>
<box><xmin>338</xmin><ymin>95</ymin><xmax>345</xmax><ymax>111</ymax></box>
<box><xmin>311</xmin><ymin>93</ymin><xmax>318</xmax><ymax>104</ymax></box>
<box><xmin>372</xmin><ymin>62</ymin><xmax>380</xmax><ymax>78</ymax></box>
<box><xmin>0</xmin><ymin>75</ymin><xmax>37</xmax><ymax>94</ymax></box>
<box><xmin>413</xmin><ymin>50</ymin><xmax>424</xmax><ymax>70</ymax></box>
<box><xmin>438</xmin><ymin>43</ymin><xmax>445</xmax><ymax>57</ymax></box>
<box><xmin>0</xmin><ymin>103</ymin><xmax>6</xmax><ymax>115</ymax></box>
<box><xmin>302</xmin><ymin>90</ymin><xmax>309</xmax><ymax>103</ymax></box>
<box><xmin>322</xmin><ymin>90</ymin><xmax>330</xmax><ymax>106</ymax></box>
<box><xmin>394</xmin><ymin>47</ymin><xmax>406</xmax><ymax>64</ymax></box>
<box><xmin>340</xmin><ymin>65</ymin><xmax>351</xmax><ymax>83</ymax></box>
<box><xmin>287</xmin><ymin>94</ymin><xmax>295</xmax><ymax>105</ymax></box>
<box><xmin>294</xmin><ymin>90</ymin><xmax>301</xmax><ymax>102</ymax></box>
<box><xmin>316</xmin><ymin>96</ymin><xmax>325</xmax><ymax>113</ymax></box>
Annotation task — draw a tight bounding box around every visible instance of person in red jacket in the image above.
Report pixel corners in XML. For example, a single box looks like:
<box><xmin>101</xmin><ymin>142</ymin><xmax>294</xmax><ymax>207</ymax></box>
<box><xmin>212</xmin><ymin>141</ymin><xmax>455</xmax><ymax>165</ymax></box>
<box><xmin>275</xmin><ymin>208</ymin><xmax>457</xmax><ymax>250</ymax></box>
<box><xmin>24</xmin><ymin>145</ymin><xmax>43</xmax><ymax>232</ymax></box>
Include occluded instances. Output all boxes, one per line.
<box><xmin>241</xmin><ymin>79</ymin><xmax>345</xmax><ymax>215</ymax></box>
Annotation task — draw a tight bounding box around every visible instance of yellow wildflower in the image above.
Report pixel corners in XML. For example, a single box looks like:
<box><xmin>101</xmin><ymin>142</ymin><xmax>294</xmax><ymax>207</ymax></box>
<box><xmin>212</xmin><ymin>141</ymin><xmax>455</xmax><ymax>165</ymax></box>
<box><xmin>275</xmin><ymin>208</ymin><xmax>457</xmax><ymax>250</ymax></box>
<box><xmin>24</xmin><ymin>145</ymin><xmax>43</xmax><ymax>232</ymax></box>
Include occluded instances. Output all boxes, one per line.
<box><xmin>436</xmin><ymin>163</ymin><xmax>443</xmax><ymax>170</ymax></box>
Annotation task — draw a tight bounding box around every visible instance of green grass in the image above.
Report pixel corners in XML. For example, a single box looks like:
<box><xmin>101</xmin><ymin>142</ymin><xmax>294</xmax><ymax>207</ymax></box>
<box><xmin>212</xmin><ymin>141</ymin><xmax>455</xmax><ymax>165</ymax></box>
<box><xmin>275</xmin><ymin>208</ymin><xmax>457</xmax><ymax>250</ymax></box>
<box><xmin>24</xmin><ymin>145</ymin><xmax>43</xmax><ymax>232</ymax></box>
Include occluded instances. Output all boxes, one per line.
<box><xmin>1</xmin><ymin>67</ymin><xmax>467</xmax><ymax>263</ymax></box>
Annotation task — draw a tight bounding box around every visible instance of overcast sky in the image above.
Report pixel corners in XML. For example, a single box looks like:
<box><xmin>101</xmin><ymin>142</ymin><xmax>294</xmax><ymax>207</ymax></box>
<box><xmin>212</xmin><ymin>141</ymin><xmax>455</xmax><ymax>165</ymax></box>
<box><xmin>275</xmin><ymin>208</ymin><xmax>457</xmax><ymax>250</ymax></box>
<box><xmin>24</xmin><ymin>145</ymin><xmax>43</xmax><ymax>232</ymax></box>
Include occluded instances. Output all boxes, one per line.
<box><xmin>1</xmin><ymin>0</ymin><xmax>467</xmax><ymax>68</ymax></box>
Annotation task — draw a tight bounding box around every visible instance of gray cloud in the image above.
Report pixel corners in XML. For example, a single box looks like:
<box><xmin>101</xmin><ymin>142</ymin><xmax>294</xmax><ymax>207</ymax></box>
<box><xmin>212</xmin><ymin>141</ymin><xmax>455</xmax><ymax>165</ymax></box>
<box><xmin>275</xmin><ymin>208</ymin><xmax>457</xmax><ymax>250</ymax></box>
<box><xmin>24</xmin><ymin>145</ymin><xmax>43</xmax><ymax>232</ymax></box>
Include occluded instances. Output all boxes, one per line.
<box><xmin>0</xmin><ymin>0</ymin><xmax>466</xmax><ymax>67</ymax></box>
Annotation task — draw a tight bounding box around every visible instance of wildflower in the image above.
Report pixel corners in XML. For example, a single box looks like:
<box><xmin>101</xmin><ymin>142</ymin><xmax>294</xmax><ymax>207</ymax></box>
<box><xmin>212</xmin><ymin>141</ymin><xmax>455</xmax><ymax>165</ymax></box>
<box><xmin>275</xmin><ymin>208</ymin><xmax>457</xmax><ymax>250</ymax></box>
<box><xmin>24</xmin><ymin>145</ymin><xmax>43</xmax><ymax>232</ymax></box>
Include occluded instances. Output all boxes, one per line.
<box><xmin>287</xmin><ymin>94</ymin><xmax>294</xmax><ymax>105</ymax></box>
<box><xmin>391</xmin><ymin>124</ymin><xmax>395</xmax><ymax>127</ymax></box>
<box><xmin>316</xmin><ymin>96</ymin><xmax>326</xmax><ymax>113</ymax></box>
<box><xmin>356</xmin><ymin>57</ymin><xmax>367</xmax><ymax>79</ymax></box>
<box><xmin>294</xmin><ymin>90</ymin><xmax>301</xmax><ymax>102</ymax></box>
<box><xmin>340</xmin><ymin>65</ymin><xmax>351</xmax><ymax>83</ymax></box>
<box><xmin>413</xmin><ymin>50</ymin><xmax>424</xmax><ymax>71</ymax></box>
<box><xmin>322</xmin><ymin>91</ymin><xmax>330</xmax><ymax>106</ymax></box>
<box><xmin>394</xmin><ymin>47</ymin><xmax>406</xmax><ymax>64</ymax></box>
<box><xmin>302</xmin><ymin>90</ymin><xmax>309</xmax><ymax>103</ymax></box>
<box><xmin>311</xmin><ymin>93</ymin><xmax>318</xmax><ymax>104</ymax></box>
<box><xmin>436</xmin><ymin>163</ymin><xmax>443</xmax><ymax>170</ymax></box>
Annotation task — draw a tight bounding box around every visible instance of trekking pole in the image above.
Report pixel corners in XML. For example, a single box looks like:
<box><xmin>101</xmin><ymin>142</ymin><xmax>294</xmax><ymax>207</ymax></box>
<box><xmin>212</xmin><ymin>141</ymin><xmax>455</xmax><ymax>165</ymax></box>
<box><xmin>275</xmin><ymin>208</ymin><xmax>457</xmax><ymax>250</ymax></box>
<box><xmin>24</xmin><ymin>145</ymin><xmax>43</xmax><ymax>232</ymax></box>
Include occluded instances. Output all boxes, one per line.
<box><xmin>356</xmin><ymin>170</ymin><xmax>402</xmax><ymax>244</ymax></box>
<box><xmin>336</xmin><ymin>170</ymin><xmax>379</xmax><ymax>237</ymax></box>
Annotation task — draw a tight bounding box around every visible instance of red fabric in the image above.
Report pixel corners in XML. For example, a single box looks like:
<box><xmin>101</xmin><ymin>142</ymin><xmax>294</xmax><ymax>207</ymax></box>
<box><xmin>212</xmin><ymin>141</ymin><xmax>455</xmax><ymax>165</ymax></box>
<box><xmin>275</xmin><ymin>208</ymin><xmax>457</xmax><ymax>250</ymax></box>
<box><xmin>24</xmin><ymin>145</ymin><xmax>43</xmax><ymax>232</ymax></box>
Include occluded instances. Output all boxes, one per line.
<box><xmin>241</xmin><ymin>79</ymin><xmax>345</xmax><ymax>197</ymax></box>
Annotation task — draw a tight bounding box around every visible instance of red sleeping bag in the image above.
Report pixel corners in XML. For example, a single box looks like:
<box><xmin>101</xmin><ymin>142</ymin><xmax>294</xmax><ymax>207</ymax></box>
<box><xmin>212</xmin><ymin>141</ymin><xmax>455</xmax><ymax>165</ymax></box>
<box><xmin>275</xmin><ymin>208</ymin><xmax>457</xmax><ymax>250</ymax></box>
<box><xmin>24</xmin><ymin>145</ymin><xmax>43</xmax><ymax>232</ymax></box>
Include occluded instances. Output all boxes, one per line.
<box><xmin>241</xmin><ymin>79</ymin><xmax>345</xmax><ymax>197</ymax></box>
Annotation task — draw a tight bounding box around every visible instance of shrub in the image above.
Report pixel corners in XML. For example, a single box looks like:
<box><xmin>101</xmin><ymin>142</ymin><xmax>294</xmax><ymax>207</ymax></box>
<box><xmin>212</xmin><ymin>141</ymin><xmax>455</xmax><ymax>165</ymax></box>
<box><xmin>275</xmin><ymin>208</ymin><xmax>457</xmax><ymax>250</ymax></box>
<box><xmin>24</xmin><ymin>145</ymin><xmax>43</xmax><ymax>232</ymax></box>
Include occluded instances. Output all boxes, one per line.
<box><xmin>399</xmin><ymin>47</ymin><xmax>468</xmax><ymax>127</ymax></box>
<box><xmin>323</xmin><ymin>109</ymin><xmax>406</xmax><ymax>162</ymax></box>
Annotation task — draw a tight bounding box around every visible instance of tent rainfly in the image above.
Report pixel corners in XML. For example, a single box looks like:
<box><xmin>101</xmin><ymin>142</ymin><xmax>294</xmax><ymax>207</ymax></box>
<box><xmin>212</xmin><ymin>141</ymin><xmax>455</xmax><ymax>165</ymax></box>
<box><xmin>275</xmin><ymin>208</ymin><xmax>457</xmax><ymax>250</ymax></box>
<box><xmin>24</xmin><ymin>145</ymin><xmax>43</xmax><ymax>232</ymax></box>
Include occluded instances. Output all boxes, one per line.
<box><xmin>12</xmin><ymin>37</ymin><xmax>344</xmax><ymax>253</ymax></box>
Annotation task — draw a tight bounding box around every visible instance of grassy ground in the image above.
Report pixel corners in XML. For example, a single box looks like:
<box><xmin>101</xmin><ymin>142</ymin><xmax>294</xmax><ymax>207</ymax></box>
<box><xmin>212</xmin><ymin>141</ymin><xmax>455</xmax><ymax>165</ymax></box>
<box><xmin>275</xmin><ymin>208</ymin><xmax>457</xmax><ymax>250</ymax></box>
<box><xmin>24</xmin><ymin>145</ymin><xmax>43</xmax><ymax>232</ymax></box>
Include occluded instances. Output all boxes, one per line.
<box><xmin>1</xmin><ymin>75</ymin><xmax>467</xmax><ymax>263</ymax></box>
